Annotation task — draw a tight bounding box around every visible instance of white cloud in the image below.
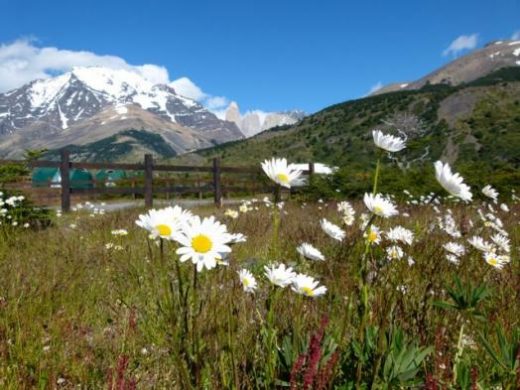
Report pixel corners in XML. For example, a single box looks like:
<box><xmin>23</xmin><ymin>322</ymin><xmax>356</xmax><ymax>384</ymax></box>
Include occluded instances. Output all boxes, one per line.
<box><xmin>442</xmin><ymin>34</ymin><xmax>478</xmax><ymax>56</ymax></box>
<box><xmin>168</xmin><ymin>78</ymin><xmax>229</xmax><ymax>112</ymax></box>
<box><xmin>512</xmin><ymin>30</ymin><xmax>520</xmax><ymax>40</ymax></box>
<box><xmin>205</xmin><ymin>96</ymin><xmax>229</xmax><ymax>110</ymax></box>
<box><xmin>0</xmin><ymin>38</ymin><xmax>287</xmax><ymax>119</ymax></box>
<box><xmin>0</xmin><ymin>39</ymin><xmax>227</xmax><ymax>114</ymax></box>
<box><xmin>366</xmin><ymin>81</ymin><xmax>383</xmax><ymax>96</ymax></box>
<box><xmin>0</xmin><ymin>39</ymin><xmax>170</xmax><ymax>92</ymax></box>
<box><xmin>169</xmin><ymin>76</ymin><xmax>207</xmax><ymax>101</ymax></box>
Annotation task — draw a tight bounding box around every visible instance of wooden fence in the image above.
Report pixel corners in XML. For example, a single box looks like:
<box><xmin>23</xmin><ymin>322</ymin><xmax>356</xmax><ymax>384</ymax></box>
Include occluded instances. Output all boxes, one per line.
<box><xmin>0</xmin><ymin>150</ymin><xmax>314</xmax><ymax>211</ymax></box>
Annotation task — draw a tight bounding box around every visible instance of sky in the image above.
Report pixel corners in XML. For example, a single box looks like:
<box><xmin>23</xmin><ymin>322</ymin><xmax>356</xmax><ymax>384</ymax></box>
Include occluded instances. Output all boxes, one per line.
<box><xmin>0</xmin><ymin>0</ymin><xmax>519</xmax><ymax>115</ymax></box>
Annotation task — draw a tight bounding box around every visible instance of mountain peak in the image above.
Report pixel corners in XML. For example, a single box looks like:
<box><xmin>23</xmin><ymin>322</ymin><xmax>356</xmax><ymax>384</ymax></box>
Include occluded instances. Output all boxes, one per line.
<box><xmin>372</xmin><ymin>39</ymin><xmax>520</xmax><ymax>96</ymax></box>
<box><xmin>0</xmin><ymin>67</ymin><xmax>244</xmax><ymax>157</ymax></box>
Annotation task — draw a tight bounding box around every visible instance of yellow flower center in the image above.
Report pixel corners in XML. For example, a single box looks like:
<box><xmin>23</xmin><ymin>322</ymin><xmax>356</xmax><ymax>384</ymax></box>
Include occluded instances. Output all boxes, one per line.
<box><xmin>488</xmin><ymin>257</ymin><xmax>498</xmax><ymax>266</ymax></box>
<box><xmin>191</xmin><ymin>234</ymin><xmax>213</xmax><ymax>253</ymax></box>
<box><xmin>374</xmin><ymin>205</ymin><xmax>383</xmax><ymax>215</ymax></box>
<box><xmin>302</xmin><ymin>286</ymin><xmax>315</xmax><ymax>296</ymax></box>
<box><xmin>155</xmin><ymin>224</ymin><xmax>172</xmax><ymax>237</ymax></box>
<box><xmin>242</xmin><ymin>278</ymin><xmax>250</xmax><ymax>287</ymax></box>
<box><xmin>368</xmin><ymin>231</ymin><xmax>378</xmax><ymax>243</ymax></box>
<box><xmin>276</xmin><ymin>173</ymin><xmax>290</xmax><ymax>184</ymax></box>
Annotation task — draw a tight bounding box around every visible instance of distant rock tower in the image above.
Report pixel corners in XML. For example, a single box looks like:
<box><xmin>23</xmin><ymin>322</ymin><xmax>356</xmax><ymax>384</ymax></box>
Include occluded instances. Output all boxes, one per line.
<box><xmin>225</xmin><ymin>101</ymin><xmax>241</xmax><ymax>127</ymax></box>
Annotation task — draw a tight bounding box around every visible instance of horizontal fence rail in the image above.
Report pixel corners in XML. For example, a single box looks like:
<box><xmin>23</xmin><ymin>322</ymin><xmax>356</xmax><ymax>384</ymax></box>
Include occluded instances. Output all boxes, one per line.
<box><xmin>0</xmin><ymin>151</ymin><xmax>315</xmax><ymax>211</ymax></box>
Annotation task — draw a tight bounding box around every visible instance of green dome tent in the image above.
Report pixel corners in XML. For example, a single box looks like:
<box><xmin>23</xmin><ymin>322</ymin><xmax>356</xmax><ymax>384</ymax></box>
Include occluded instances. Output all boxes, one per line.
<box><xmin>31</xmin><ymin>167</ymin><xmax>60</xmax><ymax>188</ymax></box>
<box><xmin>31</xmin><ymin>168</ymin><xmax>94</xmax><ymax>189</ymax></box>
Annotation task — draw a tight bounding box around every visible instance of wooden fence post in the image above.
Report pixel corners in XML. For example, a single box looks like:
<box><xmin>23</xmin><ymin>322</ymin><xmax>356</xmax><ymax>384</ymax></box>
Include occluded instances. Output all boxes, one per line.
<box><xmin>308</xmin><ymin>162</ymin><xmax>315</xmax><ymax>184</ymax></box>
<box><xmin>60</xmin><ymin>149</ymin><xmax>71</xmax><ymax>212</ymax></box>
<box><xmin>213</xmin><ymin>157</ymin><xmax>222</xmax><ymax>208</ymax></box>
<box><xmin>144</xmin><ymin>154</ymin><xmax>153</xmax><ymax>208</ymax></box>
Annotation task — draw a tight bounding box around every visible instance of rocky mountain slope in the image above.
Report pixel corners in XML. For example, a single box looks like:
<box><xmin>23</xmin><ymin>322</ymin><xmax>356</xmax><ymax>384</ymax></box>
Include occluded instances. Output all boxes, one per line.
<box><xmin>374</xmin><ymin>39</ymin><xmax>520</xmax><ymax>95</ymax></box>
<box><xmin>0</xmin><ymin>67</ymin><xmax>244</xmax><ymax>159</ymax></box>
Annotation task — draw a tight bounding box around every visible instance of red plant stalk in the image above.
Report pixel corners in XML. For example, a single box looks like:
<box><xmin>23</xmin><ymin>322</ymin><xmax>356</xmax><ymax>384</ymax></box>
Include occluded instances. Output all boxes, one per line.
<box><xmin>290</xmin><ymin>354</ymin><xmax>306</xmax><ymax>390</ymax></box>
<box><xmin>425</xmin><ymin>372</ymin><xmax>438</xmax><ymax>390</ymax></box>
<box><xmin>315</xmin><ymin>350</ymin><xmax>340</xmax><ymax>390</ymax></box>
<box><xmin>107</xmin><ymin>355</ymin><xmax>137</xmax><ymax>390</ymax></box>
<box><xmin>470</xmin><ymin>367</ymin><xmax>478</xmax><ymax>390</ymax></box>
<box><xmin>302</xmin><ymin>331</ymin><xmax>324</xmax><ymax>389</ymax></box>
<box><xmin>290</xmin><ymin>316</ymin><xmax>336</xmax><ymax>390</ymax></box>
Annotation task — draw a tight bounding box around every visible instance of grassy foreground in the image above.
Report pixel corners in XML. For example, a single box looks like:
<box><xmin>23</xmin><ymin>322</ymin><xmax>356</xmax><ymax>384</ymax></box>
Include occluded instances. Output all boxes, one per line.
<box><xmin>0</xmin><ymin>198</ymin><xmax>518</xmax><ymax>389</ymax></box>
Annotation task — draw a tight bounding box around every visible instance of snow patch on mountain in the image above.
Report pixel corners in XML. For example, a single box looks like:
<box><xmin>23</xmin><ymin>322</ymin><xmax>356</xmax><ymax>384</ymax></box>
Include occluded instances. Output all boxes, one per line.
<box><xmin>29</xmin><ymin>73</ymin><xmax>70</xmax><ymax>108</ymax></box>
<box><xmin>58</xmin><ymin>104</ymin><xmax>68</xmax><ymax>129</ymax></box>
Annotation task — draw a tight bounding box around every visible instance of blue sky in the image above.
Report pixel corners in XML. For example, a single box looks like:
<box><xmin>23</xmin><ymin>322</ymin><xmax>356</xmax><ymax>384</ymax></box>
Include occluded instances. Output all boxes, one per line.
<box><xmin>0</xmin><ymin>0</ymin><xmax>519</xmax><ymax>114</ymax></box>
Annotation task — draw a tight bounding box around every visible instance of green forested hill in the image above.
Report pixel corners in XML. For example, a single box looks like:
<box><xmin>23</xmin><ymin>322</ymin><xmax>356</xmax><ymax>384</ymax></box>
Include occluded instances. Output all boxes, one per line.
<box><xmin>173</xmin><ymin>68</ymin><xmax>520</xmax><ymax>196</ymax></box>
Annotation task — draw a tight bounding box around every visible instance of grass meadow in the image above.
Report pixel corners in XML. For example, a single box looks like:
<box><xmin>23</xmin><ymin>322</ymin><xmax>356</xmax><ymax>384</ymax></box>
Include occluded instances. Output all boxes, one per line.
<box><xmin>0</xmin><ymin>192</ymin><xmax>518</xmax><ymax>389</ymax></box>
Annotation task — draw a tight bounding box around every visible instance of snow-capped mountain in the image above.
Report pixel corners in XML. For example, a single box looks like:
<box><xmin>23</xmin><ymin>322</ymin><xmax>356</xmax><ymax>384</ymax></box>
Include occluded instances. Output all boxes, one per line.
<box><xmin>373</xmin><ymin>39</ymin><xmax>520</xmax><ymax>95</ymax></box>
<box><xmin>0</xmin><ymin>66</ymin><xmax>243</xmax><ymax>158</ymax></box>
<box><xmin>224</xmin><ymin>101</ymin><xmax>305</xmax><ymax>138</ymax></box>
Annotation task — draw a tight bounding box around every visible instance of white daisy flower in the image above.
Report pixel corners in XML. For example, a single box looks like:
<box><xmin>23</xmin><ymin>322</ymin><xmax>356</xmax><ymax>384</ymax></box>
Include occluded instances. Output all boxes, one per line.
<box><xmin>111</xmin><ymin>229</ymin><xmax>128</xmax><ymax>236</ymax></box>
<box><xmin>174</xmin><ymin>216</ymin><xmax>233</xmax><ymax>272</ymax></box>
<box><xmin>467</xmin><ymin>236</ymin><xmax>495</xmax><ymax>253</ymax></box>
<box><xmin>136</xmin><ymin>206</ymin><xmax>192</xmax><ymax>240</ymax></box>
<box><xmin>320</xmin><ymin>219</ymin><xmax>346</xmax><ymax>241</ymax></box>
<box><xmin>296</xmin><ymin>243</ymin><xmax>325</xmax><ymax>261</ymax></box>
<box><xmin>364</xmin><ymin>225</ymin><xmax>382</xmax><ymax>245</ymax></box>
<box><xmin>261</xmin><ymin>157</ymin><xmax>303</xmax><ymax>188</ymax></box>
<box><xmin>386</xmin><ymin>226</ymin><xmax>414</xmax><ymax>246</ymax></box>
<box><xmin>443</xmin><ymin>242</ymin><xmax>466</xmax><ymax>257</ymax></box>
<box><xmin>446</xmin><ymin>254</ymin><xmax>460</xmax><ymax>265</ymax></box>
<box><xmin>224</xmin><ymin>209</ymin><xmax>239</xmax><ymax>219</ymax></box>
<box><xmin>438</xmin><ymin>213</ymin><xmax>461</xmax><ymax>238</ymax></box>
<box><xmin>291</xmin><ymin>273</ymin><xmax>327</xmax><ymax>297</ymax></box>
<box><xmin>490</xmin><ymin>233</ymin><xmax>510</xmax><ymax>254</ymax></box>
<box><xmin>264</xmin><ymin>264</ymin><xmax>296</xmax><ymax>288</ymax></box>
<box><xmin>386</xmin><ymin>245</ymin><xmax>404</xmax><ymax>261</ymax></box>
<box><xmin>337</xmin><ymin>201</ymin><xmax>356</xmax><ymax>226</ymax></box>
<box><xmin>483</xmin><ymin>252</ymin><xmax>510</xmax><ymax>269</ymax></box>
<box><xmin>500</xmin><ymin>203</ymin><xmax>509</xmax><ymax>212</ymax></box>
<box><xmin>238</xmin><ymin>269</ymin><xmax>257</xmax><ymax>293</ymax></box>
<box><xmin>363</xmin><ymin>193</ymin><xmax>399</xmax><ymax>218</ymax></box>
<box><xmin>482</xmin><ymin>185</ymin><xmax>498</xmax><ymax>202</ymax></box>
<box><xmin>228</xmin><ymin>233</ymin><xmax>247</xmax><ymax>244</ymax></box>
<box><xmin>358</xmin><ymin>213</ymin><xmax>370</xmax><ymax>230</ymax></box>
<box><xmin>434</xmin><ymin>161</ymin><xmax>472</xmax><ymax>202</ymax></box>
<box><xmin>372</xmin><ymin>129</ymin><xmax>406</xmax><ymax>152</ymax></box>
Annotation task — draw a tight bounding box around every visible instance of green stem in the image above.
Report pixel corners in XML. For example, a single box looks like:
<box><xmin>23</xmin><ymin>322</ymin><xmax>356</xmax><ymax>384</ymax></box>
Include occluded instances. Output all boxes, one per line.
<box><xmin>339</xmin><ymin>293</ymin><xmax>354</xmax><ymax>346</ymax></box>
<box><xmin>227</xmin><ymin>287</ymin><xmax>238</xmax><ymax>389</ymax></box>
<box><xmin>372</xmin><ymin>157</ymin><xmax>381</xmax><ymax>195</ymax></box>
<box><xmin>159</xmin><ymin>238</ymin><xmax>164</xmax><ymax>264</ymax></box>
<box><xmin>271</xmin><ymin>207</ymin><xmax>280</xmax><ymax>259</ymax></box>
<box><xmin>356</xmin><ymin>214</ymin><xmax>376</xmax><ymax>388</ymax></box>
<box><xmin>191</xmin><ymin>265</ymin><xmax>200</xmax><ymax>385</ymax></box>
<box><xmin>453</xmin><ymin>321</ymin><xmax>465</xmax><ymax>384</ymax></box>
<box><xmin>265</xmin><ymin>288</ymin><xmax>281</xmax><ymax>387</ymax></box>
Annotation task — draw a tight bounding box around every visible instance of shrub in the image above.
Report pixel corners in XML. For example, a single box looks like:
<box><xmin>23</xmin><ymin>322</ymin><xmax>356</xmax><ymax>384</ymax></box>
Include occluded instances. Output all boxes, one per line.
<box><xmin>0</xmin><ymin>189</ymin><xmax>52</xmax><ymax>230</ymax></box>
